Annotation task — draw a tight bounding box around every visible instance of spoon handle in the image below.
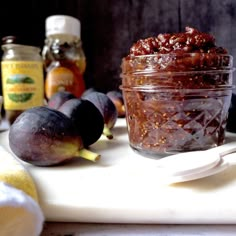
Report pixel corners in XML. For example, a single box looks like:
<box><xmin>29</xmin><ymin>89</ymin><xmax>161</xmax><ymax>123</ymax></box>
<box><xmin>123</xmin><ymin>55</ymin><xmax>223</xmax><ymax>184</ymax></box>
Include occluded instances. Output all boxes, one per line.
<box><xmin>221</xmin><ymin>153</ymin><xmax>236</xmax><ymax>165</ymax></box>
<box><xmin>206</xmin><ymin>142</ymin><xmax>236</xmax><ymax>165</ymax></box>
<box><xmin>206</xmin><ymin>142</ymin><xmax>236</xmax><ymax>156</ymax></box>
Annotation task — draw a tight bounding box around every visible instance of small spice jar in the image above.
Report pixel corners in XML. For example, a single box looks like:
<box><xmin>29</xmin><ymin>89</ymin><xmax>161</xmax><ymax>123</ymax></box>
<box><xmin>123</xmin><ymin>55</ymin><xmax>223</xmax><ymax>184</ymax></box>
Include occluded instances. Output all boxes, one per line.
<box><xmin>1</xmin><ymin>36</ymin><xmax>44</xmax><ymax>124</ymax></box>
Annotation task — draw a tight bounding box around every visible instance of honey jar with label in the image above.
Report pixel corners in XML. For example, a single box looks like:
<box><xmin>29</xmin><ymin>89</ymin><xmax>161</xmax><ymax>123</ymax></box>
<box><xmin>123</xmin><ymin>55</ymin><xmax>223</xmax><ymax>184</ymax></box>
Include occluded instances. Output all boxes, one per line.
<box><xmin>42</xmin><ymin>15</ymin><xmax>86</xmax><ymax>100</ymax></box>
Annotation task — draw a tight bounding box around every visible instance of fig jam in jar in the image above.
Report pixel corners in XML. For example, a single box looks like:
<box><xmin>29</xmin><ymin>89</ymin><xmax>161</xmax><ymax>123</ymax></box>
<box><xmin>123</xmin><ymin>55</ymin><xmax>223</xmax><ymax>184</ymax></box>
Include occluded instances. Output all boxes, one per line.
<box><xmin>120</xmin><ymin>27</ymin><xmax>235</xmax><ymax>156</ymax></box>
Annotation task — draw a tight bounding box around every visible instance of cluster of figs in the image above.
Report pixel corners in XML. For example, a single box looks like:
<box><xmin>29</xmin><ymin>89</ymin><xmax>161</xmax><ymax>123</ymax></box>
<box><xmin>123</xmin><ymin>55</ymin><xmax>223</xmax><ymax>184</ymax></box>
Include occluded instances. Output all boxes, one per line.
<box><xmin>9</xmin><ymin>89</ymin><xmax>125</xmax><ymax>166</ymax></box>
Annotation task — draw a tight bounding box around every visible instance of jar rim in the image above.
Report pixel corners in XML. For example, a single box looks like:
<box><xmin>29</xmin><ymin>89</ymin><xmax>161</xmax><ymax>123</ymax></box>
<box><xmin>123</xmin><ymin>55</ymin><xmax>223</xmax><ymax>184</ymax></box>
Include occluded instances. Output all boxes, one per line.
<box><xmin>123</xmin><ymin>52</ymin><xmax>232</xmax><ymax>59</ymax></box>
<box><xmin>121</xmin><ymin>68</ymin><xmax>235</xmax><ymax>77</ymax></box>
<box><xmin>1</xmin><ymin>44</ymin><xmax>40</xmax><ymax>51</ymax></box>
<box><xmin>120</xmin><ymin>84</ymin><xmax>235</xmax><ymax>92</ymax></box>
<box><xmin>121</xmin><ymin>53</ymin><xmax>234</xmax><ymax>74</ymax></box>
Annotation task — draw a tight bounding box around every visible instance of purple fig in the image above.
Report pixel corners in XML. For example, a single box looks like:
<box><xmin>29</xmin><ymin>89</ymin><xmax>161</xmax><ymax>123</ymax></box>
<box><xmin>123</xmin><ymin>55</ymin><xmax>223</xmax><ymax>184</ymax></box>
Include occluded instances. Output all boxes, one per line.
<box><xmin>59</xmin><ymin>98</ymin><xmax>104</xmax><ymax>147</ymax></box>
<box><xmin>47</xmin><ymin>91</ymin><xmax>76</xmax><ymax>109</ymax></box>
<box><xmin>9</xmin><ymin>106</ymin><xmax>100</xmax><ymax>166</ymax></box>
<box><xmin>82</xmin><ymin>91</ymin><xmax>118</xmax><ymax>139</ymax></box>
<box><xmin>81</xmin><ymin>87</ymin><xmax>97</xmax><ymax>97</ymax></box>
<box><xmin>107</xmin><ymin>90</ymin><xmax>125</xmax><ymax>117</ymax></box>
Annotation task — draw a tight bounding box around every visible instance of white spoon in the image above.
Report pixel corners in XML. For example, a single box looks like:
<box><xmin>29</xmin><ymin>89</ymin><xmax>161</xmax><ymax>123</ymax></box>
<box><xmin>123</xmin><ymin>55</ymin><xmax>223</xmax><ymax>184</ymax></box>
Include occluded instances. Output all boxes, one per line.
<box><xmin>155</xmin><ymin>142</ymin><xmax>236</xmax><ymax>184</ymax></box>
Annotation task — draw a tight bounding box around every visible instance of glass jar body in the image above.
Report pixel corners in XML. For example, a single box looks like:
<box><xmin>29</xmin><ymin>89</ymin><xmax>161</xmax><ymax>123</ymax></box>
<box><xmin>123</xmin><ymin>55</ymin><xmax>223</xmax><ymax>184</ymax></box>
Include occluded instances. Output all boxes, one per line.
<box><xmin>121</xmin><ymin>53</ymin><xmax>235</xmax><ymax>156</ymax></box>
<box><xmin>42</xmin><ymin>34</ymin><xmax>86</xmax><ymax>99</ymax></box>
<box><xmin>1</xmin><ymin>44</ymin><xmax>44</xmax><ymax>124</ymax></box>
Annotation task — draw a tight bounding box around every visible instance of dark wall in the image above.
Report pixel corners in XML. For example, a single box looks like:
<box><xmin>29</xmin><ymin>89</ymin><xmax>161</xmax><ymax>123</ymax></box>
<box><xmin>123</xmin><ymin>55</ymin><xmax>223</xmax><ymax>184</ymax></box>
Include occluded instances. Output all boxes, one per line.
<box><xmin>0</xmin><ymin>0</ymin><xmax>235</xmax><ymax>92</ymax></box>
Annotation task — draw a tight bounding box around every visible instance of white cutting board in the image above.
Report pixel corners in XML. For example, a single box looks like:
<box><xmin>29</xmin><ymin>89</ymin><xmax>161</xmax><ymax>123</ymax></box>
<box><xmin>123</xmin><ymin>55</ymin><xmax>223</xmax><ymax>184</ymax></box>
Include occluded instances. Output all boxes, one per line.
<box><xmin>1</xmin><ymin>119</ymin><xmax>236</xmax><ymax>224</ymax></box>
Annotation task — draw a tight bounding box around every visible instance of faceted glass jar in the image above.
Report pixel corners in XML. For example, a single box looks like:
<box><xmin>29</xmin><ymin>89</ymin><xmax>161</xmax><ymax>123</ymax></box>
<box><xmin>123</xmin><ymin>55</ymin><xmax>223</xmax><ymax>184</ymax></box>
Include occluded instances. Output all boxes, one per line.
<box><xmin>120</xmin><ymin>53</ymin><xmax>235</xmax><ymax>156</ymax></box>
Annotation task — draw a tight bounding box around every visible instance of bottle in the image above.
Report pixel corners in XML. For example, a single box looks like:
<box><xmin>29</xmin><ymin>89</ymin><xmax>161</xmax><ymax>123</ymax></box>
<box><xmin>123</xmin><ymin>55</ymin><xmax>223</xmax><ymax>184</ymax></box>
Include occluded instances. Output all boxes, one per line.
<box><xmin>42</xmin><ymin>15</ymin><xmax>86</xmax><ymax>100</ymax></box>
<box><xmin>1</xmin><ymin>36</ymin><xmax>44</xmax><ymax>124</ymax></box>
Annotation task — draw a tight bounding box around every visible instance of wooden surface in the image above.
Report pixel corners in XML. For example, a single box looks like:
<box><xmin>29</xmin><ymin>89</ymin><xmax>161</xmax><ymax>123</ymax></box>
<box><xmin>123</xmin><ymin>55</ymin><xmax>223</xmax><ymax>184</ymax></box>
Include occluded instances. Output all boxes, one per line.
<box><xmin>0</xmin><ymin>0</ymin><xmax>235</xmax><ymax>92</ymax></box>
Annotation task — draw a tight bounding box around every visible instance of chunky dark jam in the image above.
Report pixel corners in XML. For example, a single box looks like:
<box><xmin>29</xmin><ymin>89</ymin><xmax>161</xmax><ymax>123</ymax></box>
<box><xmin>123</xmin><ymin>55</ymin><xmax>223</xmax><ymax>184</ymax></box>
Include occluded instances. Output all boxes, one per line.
<box><xmin>121</xmin><ymin>27</ymin><xmax>234</xmax><ymax>155</ymax></box>
<box><xmin>128</xmin><ymin>26</ymin><xmax>227</xmax><ymax>57</ymax></box>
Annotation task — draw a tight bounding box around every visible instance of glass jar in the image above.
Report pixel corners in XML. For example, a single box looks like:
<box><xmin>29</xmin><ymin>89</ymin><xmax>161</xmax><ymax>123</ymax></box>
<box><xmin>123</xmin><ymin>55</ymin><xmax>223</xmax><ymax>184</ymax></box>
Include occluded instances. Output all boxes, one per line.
<box><xmin>0</xmin><ymin>95</ymin><xmax>2</xmax><ymax>125</ymax></box>
<box><xmin>120</xmin><ymin>53</ymin><xmax>235</xmax><ymax>156</ymax></box>
<box><xmin>42</xmin><ymin>15</ymin><xmax>86</xmax><ymax>100</ymax></box>
<box><xmin>1</xmin><ymin>37</ymin><xmax>44</xmax><ymax>124</ymax></box>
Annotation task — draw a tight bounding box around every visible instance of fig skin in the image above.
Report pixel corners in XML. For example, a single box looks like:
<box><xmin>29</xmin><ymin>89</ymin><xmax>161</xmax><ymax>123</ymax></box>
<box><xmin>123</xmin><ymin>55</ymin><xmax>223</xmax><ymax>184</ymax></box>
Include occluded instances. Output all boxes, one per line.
<box><xmin>107</xmin><ymin>90</ymin><xmax>126</xmax><ymax>117</ymax></box>
<box><xmin>58</xmin><ymin>98</ymin><xmax>104</xmax><ymax>147</ymax></box>
<box><xmin>226</xmin><ymin>107</ymin><xmax>236</xmax><ymax>132</ymax></box>
<box><xmin>81</xmin><ymin>87</ymin><xmax>97</xmax><ymax>97</ymax></box>
<box><xmin>9</xmin><ymin>106</ymin><xmax>100</xmax><ymax>166</ymax></box>
<box><xmin>47</xmin><ymin>91</ymin><xmax>76</xmax><ymax>110</ymax></box>
<box><xmin>82</xmin><ymin>91</ymin><xmax>118</xmax><ymax>139</ymax></box>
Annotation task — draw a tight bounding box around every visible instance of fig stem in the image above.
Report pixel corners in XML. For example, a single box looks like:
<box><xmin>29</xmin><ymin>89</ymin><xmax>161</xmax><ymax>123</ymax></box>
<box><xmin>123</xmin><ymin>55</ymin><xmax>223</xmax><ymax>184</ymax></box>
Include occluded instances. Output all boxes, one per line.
<box><xmin>121</xmin><ymin>105</ymin><xmax>125</xmax><ymax>112</ymax></box>
<box><xmin>103</xmin><ymin>124</ymin><xmax>113</xmax><ymax>139</ymax></box>
<box><xmin>78</xmin><ymin>148</ymin><xmax>101</xmax><ymax>162</ymax></box>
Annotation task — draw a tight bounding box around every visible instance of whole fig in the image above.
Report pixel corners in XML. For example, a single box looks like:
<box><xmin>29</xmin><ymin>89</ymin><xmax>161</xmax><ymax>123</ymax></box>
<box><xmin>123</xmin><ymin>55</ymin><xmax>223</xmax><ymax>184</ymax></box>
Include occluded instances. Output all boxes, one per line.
<box><xmin>59</xmin><ymin>98</ymin><xmax>104</xmax><ymax>147</ymax></box>
<box><xmin>81</xmin><ymin>87</ymin><xmax>97</xmax><ymax>97</ymax></box>
<box><xmin>107</xmin><ymin>90</ymin><xmax>125</xmax><ymax>117</ymax></box>
<box><xmin>47</xmin><ymin>91</ymin><xmax>76</xmax><ymax>110</ymax></box>
<box><xmin>82</xmin><ymin>91</ymin><xmax>118</xmax><ymax>139</ymax></box>
<box><xmin>9</xmin><ymin>106</ymin><xmax>100</xmax><ymax>166</ymax></box>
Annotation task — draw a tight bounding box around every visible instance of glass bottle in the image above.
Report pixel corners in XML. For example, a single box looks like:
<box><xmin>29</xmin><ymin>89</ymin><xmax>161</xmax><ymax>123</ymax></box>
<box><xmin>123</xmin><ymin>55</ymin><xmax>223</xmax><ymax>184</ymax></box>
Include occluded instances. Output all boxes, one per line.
<box><xmin>1</xmin><ymin>36</ymin><xmax>44</xmax><ymax>124</ymax></box>
<box><xmin>42</xmin><ymin>15</ymin><xmax>86</xmax><ymax>100</ymax></box>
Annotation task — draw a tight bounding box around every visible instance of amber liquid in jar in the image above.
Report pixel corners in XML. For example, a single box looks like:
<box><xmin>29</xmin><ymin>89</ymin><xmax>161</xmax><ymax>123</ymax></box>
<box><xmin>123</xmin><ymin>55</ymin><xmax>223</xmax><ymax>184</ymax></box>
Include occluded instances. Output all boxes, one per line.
<box><xmin>42</xmin><ymin>34</ymin><xmax>86</xmax><ymax>99</ymax></box>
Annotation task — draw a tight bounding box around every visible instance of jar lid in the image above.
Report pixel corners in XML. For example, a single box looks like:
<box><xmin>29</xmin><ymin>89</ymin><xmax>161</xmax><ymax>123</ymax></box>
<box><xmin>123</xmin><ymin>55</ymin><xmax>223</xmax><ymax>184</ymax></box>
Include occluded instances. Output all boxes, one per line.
<box><xmin>1</xmin><ymin>35</ymin><xmax>39</xmax><ymax>48</ymax></box>
<box><xmin>2</xmin><ymin>36</ymin><xmax>17</xmax><ymax>44</ymax></box>
<box><xmin>45</xmin><ymin>15</ymin><xmax>81</xmax><ymax>38</ymax></box>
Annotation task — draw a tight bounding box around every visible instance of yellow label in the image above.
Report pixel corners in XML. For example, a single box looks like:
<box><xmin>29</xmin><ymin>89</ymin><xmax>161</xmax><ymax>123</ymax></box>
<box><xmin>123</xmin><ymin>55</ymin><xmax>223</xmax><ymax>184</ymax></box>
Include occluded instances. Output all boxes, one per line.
<box><xmin>1</xmin><ymin>61</ymin><xmax>44</xmax><ymax>110</ymax></box>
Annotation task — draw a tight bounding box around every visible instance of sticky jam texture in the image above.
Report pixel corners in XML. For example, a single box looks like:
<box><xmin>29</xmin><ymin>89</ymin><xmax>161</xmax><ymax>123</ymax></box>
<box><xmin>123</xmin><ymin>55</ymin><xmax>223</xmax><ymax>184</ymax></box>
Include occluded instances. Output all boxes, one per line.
<box><xmin>128</xmin><ymin>26</ymin><xmax>227</xmax><ymax>57</ymax></box>
<box><xmin>121</xmin><ymin>27</ymin><xmax>233</xmax><ymax>155</ymax></box>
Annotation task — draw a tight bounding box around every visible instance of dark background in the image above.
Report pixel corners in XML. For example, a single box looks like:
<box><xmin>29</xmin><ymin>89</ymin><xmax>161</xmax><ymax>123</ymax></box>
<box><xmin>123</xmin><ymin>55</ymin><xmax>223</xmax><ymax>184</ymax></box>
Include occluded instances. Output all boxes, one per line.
<box><xmin>0</xmin><ymin>0</ymin><xmax>235</xmax><ymax>93</ymax></box>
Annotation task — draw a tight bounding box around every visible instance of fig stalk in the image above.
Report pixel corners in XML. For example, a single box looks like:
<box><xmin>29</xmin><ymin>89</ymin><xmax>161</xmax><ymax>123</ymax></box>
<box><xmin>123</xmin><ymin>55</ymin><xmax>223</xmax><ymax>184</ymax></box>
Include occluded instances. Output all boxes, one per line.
<box><xmin>78</xmin><ymin>149</ymin><xmax>100</xmax><ymax>162</ymax></box>
<box><xmin>103</xmin><ymin>124</ymin><xmax>113</xmax><ymax>139</ymax></box>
